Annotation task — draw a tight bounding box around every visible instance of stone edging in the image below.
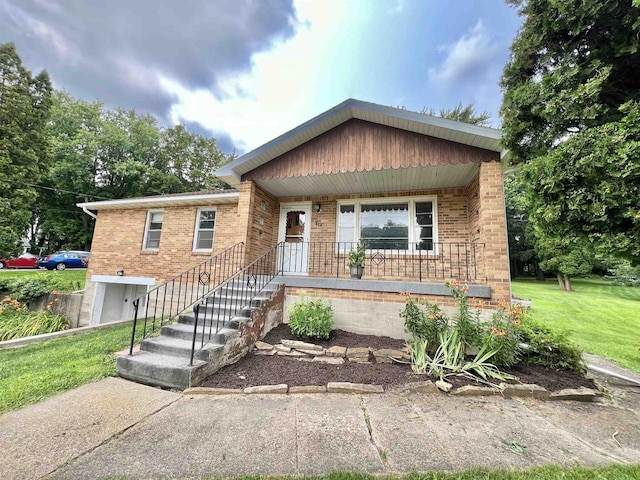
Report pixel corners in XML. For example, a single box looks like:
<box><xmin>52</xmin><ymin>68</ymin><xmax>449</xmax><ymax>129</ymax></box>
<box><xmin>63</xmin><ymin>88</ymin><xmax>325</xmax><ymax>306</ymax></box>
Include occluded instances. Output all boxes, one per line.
<box><xmin>184</xmin><ymin>380</ymin><xmax>602</xmax><ymax>402</ymax></box>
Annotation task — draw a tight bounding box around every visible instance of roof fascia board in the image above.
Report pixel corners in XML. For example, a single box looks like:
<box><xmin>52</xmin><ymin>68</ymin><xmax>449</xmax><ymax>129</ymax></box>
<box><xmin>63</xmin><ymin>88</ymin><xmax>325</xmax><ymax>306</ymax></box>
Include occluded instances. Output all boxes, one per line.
<box><xmin>77</xmin><ymin>192</ymin><xmax>240</xmax><ymax>210</ymax></box>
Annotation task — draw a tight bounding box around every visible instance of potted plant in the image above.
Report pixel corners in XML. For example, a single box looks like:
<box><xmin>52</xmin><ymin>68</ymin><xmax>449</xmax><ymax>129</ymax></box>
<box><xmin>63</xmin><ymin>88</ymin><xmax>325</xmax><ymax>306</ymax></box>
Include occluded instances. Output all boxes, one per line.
<box><xmin>348</xmin><ymin>242</ymin><xmax>365</xmax><ymax>279</ymax></box>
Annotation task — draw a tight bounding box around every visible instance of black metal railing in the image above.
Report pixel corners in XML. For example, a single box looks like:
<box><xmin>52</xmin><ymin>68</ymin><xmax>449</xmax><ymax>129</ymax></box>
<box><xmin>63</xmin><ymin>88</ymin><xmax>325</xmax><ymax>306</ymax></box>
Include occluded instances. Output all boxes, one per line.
<box><xmin>189</xmin><ymin>243</ymin><xmax>281</xmax><ymax>365</ymax></box>
<box><xmin>128</xmin><ymin>242</ymin><xmax>245</xmax><ymax>355</ymax></box>
<box><xmin>278</xmin><ymin>241</ymin><xmax>485</xmax><ymax>281</ymax></box>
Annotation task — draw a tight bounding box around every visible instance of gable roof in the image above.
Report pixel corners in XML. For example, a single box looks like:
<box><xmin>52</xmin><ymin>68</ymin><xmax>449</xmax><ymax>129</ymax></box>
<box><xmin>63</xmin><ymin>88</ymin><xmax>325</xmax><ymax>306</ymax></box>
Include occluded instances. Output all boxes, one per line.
<box><xmin>215</xmin><ymin>98</ymin><xmax>505</xmax><ymax>187</ymax></box>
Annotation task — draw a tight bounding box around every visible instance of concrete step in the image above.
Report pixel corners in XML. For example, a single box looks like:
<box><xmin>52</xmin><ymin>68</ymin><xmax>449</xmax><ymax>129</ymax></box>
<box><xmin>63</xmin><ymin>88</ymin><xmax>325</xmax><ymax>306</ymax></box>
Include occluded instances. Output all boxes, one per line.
<box><xmin>140</xmin><ymin>335</ymin><xmax>224</xmax><ymax>360</ymax></box>
<box><xmin>161</xmin><ymin>321</ymin><xmax>244</xmax><ymax>342</ymax></box>
<box><xmin>116</xmin><ymin>351</ymin><xmax>206</xmax><ymax>389</ymax></box>
<box><xmin>201</xmin><ymin>293</ymin><xmax>271</xmax><ymax>308</ymax></box>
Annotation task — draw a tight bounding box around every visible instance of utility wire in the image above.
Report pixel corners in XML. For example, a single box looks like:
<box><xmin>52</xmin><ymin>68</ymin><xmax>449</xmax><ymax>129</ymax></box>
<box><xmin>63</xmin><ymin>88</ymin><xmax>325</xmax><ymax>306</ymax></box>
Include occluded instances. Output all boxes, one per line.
<box><xmin>0</xmin><ymin>177</ymin><xmax>112</xmax><ymax>200</ymax></box>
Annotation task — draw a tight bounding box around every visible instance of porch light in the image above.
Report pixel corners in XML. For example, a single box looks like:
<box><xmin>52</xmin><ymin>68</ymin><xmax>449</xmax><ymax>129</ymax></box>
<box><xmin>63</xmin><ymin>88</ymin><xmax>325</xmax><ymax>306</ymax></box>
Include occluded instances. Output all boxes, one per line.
<box><xmin>116</xmin><ymin>270</ymin><xmax>125</xmax><ymax>276</ymax></box>
<box><xmin>315</xmin><ymin>202</ymin><xmax>322</xmax><ymax>213</ymax></box>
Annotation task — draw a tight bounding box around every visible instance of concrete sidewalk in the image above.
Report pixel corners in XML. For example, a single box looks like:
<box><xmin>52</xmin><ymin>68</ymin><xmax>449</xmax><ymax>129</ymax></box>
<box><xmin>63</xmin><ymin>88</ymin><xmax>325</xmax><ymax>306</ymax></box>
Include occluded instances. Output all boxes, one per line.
<box><xmin>1</xmin><ymin>373</ymin><xmax>640</xmax><ymax>479</ymax></box>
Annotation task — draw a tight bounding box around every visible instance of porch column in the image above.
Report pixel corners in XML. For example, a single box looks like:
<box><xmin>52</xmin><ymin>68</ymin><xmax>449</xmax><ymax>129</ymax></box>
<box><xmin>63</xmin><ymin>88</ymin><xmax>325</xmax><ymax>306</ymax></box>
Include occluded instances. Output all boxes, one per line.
<box><xmin>477</xmin><ymin>160</ymin><xmax>511</xmax><ymax>304</ymax></box>
<box><xmin>236</xmin><ymin>181</ymin><xmax>255</xmax><ymax>265</ymax></box>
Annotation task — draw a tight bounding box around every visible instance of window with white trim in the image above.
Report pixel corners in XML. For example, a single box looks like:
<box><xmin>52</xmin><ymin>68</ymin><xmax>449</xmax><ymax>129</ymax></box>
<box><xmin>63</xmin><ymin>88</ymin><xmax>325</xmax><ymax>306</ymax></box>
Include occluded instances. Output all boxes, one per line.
<box><xmin>144</xmin><ymin>211</ymin><xmax>164</xmax><ymax>250</ymax></box>
<box><xmin>193</xmin><ymin>208</ymin><xmax>216</xmax><ymax>251</ymax></box>
<box><xmin>336</xmin><ymin>198</ymin><xmax>436</xmax><ymax>251</ymax></box>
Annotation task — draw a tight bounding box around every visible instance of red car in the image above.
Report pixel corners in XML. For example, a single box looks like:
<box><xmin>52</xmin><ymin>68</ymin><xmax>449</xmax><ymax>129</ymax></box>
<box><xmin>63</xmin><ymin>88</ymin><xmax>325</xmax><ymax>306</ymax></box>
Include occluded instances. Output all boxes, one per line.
<box><xmin>0</xmin><ymin>253</ymin><xmax>39</xmax><ymax>269</ymax></box>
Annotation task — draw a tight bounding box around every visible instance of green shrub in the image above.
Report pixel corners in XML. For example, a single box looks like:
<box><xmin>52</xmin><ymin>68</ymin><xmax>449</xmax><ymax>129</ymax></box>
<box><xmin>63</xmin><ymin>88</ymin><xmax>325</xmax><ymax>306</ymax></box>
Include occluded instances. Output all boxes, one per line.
<box><xmin>0</xmin><ymin>273</ymin><xmax>81</xmax><ymax>303</ymax></box>
<box><xmin>288</xmin><ymin>297</ymin><xmax>334</xmax><ymax>339</ymax></box>
<box><xmin>520</xmin><ymin>319</ymin><xmax>584</xmax><ymax>372</ymax></box>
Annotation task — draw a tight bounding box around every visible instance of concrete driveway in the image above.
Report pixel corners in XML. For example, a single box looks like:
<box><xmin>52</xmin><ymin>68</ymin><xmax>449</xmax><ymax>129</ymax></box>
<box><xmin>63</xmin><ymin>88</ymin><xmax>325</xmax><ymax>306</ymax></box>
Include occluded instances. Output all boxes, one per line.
<box><xmin>1</xmin><ymin>373</ymin><xmax>639</xmax><ymax>479</ymax></box>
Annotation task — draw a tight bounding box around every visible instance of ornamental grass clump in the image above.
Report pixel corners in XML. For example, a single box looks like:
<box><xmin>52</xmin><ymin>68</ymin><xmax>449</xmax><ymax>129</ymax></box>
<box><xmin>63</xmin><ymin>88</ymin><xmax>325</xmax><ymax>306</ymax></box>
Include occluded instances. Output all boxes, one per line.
<box><xmin>288</xmin><ymin>297</ymin><xmax>334</xmax><ymax>340</ymax></box>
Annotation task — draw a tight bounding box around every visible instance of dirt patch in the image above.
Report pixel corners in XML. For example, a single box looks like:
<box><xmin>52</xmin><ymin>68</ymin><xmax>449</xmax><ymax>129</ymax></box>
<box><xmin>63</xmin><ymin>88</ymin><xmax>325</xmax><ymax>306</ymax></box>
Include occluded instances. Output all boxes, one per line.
<box><xmin>200</xmin><ymin>325</ymin><xmax>595</xmax><ymax>392</ymax></box>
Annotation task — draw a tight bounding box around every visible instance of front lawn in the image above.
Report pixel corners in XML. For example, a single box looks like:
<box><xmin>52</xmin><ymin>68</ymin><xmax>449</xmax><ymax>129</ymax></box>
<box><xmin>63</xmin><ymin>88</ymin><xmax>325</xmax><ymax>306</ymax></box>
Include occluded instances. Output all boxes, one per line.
<box><xmin>0</xmin><ymin>321</ymin><xmax>143</xmax><ymax>414</ymax></box>
<box><xmin>0</xmin><ymin>269</ymin><xmax>87</xmax><ymax>290</ymax></box>
<box><xmin>511</xmin><ymin>278</ymin><xmax>640</xmax><ymax>373</ymax></box>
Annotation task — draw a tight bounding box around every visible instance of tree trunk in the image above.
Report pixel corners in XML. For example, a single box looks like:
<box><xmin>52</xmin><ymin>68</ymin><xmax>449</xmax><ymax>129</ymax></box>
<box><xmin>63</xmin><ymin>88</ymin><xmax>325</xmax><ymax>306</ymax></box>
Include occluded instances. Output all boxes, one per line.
<box><xmin>535</xmin><ymin>264</ymin><xmax>545</xmax><ymax>281</ymax></box>
<box><xmin>557</xmin><ymin>272</ymin><xmax>566</xmax><ymax>290</ymax></box>
<box><xmin>563</xmin><ymin>274</ymin><xmax>572</xmax><ymax>292</ymax></box>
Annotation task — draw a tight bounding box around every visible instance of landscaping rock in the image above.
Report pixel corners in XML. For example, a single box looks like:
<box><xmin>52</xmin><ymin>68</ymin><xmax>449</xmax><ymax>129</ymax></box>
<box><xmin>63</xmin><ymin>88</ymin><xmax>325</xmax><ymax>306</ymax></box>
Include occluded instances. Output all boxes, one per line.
<box><xmin>399</xmin><ymin>380</ymin><xmax>439</xmax><ymax>394</ymax></box>
<box><xmin>372</xmin><ymin>348</ymin><xmax>409</xmax><ymax>363</ymax></box>
<box><xmin>435</xmin><ymin>380</ymin><xmax>453</xmax><ymax>393</ymax></box>
<box><xmin>244</xmin><ymin>384</ymin><xmax>288</xmax><ymax>394</ymax></box>
<box><xmin>327</xmin><ymin>382</ymin><xmax>384</xmax><ymax>394</ymax></box>
<box><xmin>312</xmin><ymin>356</ymin><xmax>344</xmax><ymax>365</ymax></box>
<box><xmin>254</xmin><ymin>341</ymin><xmax>273</xmax><ymax>351</ymax></box>
<box><xmin>325</xmin><ymin>346</ymin><xmax>347</xmax><ymax>357</ymax></box>
<box><xmin>277</xmin><ymin>350</ymin><xmax>308</xmax><ymax>357</ymax></box>
<box><xmin>500</xmin><ymin>383</ymin><xmax>550</xmax><ymax>399</ymax></box>
<box><xmin>274</xmin><ymin>344</ymin><xmax>291</xmax><ymax>353</ymax></box>
<box><xmin>346</xmin><ymin>347</ymin><xmax>371</xmax><ymax>358</ymax></box>
<box><xmin>254</xmin><ymin>350</ymin><xmax>277</xmax><ymax>356</ymax></box>
<box><xmin>296</xmin><ymin>348</ymin><xmax>326</xmax><ymax>356</ymax></box>
<box><xmin>289</xmin><ymin>385</ymin><xmax>327</xmax><ymax>393</ymax></box>
<box><xmin>281</xmin><ymin>340</ymin><xmax>323</xmax><ymax>351</ymax></box>
<box><xmin>183</xmin><ymin>387</ymin><xmax>242</xmax><ymax>395</ymax></box>
<box><xmin>549</xmin><ymin>387</ymin><xmax>600</xmax><ymax>402</ymax></box>
<box><xmin>452</xmin><ymin>385</ymin><xmax>500</xmax><ymax>397</ymax></box>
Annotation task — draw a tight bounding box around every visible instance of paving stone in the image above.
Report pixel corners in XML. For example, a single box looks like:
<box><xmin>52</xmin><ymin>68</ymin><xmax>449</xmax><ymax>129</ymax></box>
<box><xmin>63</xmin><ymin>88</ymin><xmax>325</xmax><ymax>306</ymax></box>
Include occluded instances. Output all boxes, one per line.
<box><xmin>289</xmin><ymin>385</ymin><xmax>327</xmax><ymax>393</ymax></box>
<box><xmin>274</xmin><ymin>344</ymin><xmax>292</xmax><ymax>353</ymax></box>
<box><xmin>372</xmin><ymin>348</ymin><xmax>409</xmax><ymax>363</ymax></box>
<box><xmin>244</xmin><ymin>384</ymin><xmax>288</xmax><ymax>394</ymax></box>
<box><xmin>281</xmin><ymin>339</ymin><xmax>323</xmax><ymax>351</ymax></box>
<box><xmin>399</xmin><ymin>380</ymin><xmax>439</xmax><ymax>394</ymax></box>
<box><xmin>325</xmin><ymin>345</ymin><xmax>347</xmax><ymax>357</ymax></box>
<box><xmin>500</xmin><ymin>383</ymin><xmax>550</xmax><ymax>399</ymax></box>
<box><xmin>327</xmin><ymin>382</ymin><xmax>383</xmax><ymax>394</ymax></box>
<box><xmin>183</xmin><ymin>387</ymin><xmax>242</xmax><ymax>395</ymax></box>
<box><xmin>452</xmin><ymin>385</ymin><xmax>500</xmax><ymax>397</ymax></box>
<box><xmin>549</xmin><ymin>387</ymin><xmax>600</xmax><ymax>402</ymax></box>
<box><xmin>435</xmin><ymin>380</ymin><xmax>453</xmax><ymax>392</ymax></box>
<box><xmin>312</xmin><ymin>356</ymin><xmax>344</xmax><ymax>365</ymax></box>
<box><xmin>254</xmin><ymin>341</ymin><xmax>273</xmax><ymax>351</ymax></box>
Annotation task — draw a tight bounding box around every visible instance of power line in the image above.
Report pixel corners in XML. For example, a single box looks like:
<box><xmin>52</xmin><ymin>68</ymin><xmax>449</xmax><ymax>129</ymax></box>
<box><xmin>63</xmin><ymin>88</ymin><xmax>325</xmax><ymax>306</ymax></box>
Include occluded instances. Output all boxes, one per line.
<box><xmin>0</xmin><ymin>177</ymin><xmax>112</xmax><ymax>200</ymax></box>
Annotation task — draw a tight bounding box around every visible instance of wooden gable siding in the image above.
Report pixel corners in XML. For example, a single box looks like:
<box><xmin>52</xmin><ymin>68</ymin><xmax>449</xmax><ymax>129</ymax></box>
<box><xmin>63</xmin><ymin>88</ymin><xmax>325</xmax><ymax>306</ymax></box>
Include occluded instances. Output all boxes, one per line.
<box><xmin>242</xmin><ymin>119</ymin><xmax>499</xmax><ymax>181</ymax></box>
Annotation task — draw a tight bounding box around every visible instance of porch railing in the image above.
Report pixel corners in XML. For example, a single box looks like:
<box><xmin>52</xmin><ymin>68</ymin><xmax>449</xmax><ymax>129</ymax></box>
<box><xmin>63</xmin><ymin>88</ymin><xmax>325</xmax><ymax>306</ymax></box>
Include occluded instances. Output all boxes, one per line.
<box><xmin>189</xmin><ymin>243</ymin><xmax>281</xmax><ymax>365</ymax></box>
<box><xmin>280</xmin><ymin>241</ymin><xmax>485</xmax><ymax>282</ymax></box>
<box><xmin>128</xmin><ymin>242</ymin><xmax>245</xmax><ymax>354</ymax></box>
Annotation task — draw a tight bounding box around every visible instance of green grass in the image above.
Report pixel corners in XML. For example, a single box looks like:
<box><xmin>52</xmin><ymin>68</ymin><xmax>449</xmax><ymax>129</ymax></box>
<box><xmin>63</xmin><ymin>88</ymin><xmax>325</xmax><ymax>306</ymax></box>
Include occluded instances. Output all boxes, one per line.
<box><xmin>0</xmin><ymin>321</ymin><xmax>143</xmax><ymax>414</ymax></box>
<box><xmin>512</xmin><ymin>278</ymin><xmax>640</xmax><ymax>373</ymax></box>
<box><xmin>0</xmin><ymin>269</ymin><xmax>87</xmax><ymax>290</ymax></box>
<box><xmin>224</xmin><ymin>464</ymin><xmax>640</xmax><ymax>479</ymax></box>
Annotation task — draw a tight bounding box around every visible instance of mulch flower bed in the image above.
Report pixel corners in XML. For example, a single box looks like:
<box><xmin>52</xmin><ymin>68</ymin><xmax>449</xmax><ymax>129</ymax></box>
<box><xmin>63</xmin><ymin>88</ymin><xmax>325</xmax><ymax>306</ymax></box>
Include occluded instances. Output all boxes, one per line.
<box><xmin>199</xmin><ymin>324</ymin><xmax>595</xmax><ymax>392</ymax></box>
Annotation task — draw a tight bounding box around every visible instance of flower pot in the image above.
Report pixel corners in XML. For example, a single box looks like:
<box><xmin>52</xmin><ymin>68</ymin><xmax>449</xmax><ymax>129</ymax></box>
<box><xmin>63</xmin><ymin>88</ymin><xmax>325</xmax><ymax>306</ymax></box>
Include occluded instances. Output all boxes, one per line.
<box><xmin>349</xmin><ymin>265</ymin><xmax>364</xmax><ymax>279</ymax></box>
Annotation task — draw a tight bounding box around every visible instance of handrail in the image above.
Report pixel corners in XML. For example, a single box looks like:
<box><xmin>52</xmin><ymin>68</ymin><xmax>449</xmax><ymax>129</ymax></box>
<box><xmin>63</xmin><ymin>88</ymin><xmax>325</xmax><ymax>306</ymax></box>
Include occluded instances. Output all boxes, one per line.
<box><xmin>128</xmin><ymin>242</ymin><xmax>245</xmax><ymax>354</ymax></box>
<box><xmin>189</xmin><ymin>243</ymin><xmax>282</xmax><ymax>365</ymax></box>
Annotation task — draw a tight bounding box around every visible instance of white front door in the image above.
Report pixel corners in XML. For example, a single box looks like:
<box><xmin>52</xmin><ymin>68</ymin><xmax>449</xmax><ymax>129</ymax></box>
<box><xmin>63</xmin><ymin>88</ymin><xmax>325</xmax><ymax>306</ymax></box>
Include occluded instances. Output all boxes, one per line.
<box><xmin>278</xmin><ymin>204</ymin><xmax>311</xmax><ymax>274</ymax></box>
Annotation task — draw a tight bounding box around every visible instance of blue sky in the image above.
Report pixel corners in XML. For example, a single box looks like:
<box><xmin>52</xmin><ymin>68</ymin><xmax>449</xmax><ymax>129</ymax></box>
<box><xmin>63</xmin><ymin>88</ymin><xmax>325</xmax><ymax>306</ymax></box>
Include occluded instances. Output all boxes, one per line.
<box><xmin>0</xmin><ymin>0</ymin><xmax>522</xmax><ymax>154</ymax></box>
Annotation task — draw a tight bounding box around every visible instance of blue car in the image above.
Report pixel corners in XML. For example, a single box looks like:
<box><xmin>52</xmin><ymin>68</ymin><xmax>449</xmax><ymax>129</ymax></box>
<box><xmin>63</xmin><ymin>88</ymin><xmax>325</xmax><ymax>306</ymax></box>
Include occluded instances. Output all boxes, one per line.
<box><xmin>37</xmin><ymin>251</ymin><xmax>90</xmax><ymax>270</ymax></box>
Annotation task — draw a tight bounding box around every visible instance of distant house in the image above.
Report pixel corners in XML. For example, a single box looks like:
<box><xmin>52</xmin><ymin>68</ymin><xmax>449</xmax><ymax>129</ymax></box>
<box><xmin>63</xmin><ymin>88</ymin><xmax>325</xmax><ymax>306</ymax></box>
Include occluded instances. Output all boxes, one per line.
<box><xmin>77</xmin><ymin>99</ymin><xmax>510</xmax><ymax>388</ymax></box>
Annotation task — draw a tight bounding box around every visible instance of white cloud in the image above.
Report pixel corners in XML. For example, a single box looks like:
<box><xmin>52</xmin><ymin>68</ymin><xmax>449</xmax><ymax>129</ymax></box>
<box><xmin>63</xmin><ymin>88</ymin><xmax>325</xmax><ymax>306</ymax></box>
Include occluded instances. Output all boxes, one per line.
<box><xmin>428</xmin><ymin>20</ymin><xmax>499</xmax><ymax>85</ymax></box>
<box><xmin>161</xmin><ymin>0</ymin><xmax>353</xmax><ymax>153</ymax></box>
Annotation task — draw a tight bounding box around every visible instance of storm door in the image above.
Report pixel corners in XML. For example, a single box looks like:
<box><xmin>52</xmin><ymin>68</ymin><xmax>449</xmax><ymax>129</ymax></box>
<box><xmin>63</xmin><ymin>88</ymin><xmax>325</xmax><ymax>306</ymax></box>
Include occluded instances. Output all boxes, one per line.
<box><xmin>278</xmin><ymin>204</ymin><xmax>310</xmax><ymax>274</ymax></box>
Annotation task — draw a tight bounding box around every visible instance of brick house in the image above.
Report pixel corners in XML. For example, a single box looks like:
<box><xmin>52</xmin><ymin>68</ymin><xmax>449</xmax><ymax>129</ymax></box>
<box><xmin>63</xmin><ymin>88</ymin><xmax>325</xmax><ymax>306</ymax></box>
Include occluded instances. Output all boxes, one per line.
<box><xmin>77</xmin><ymin>99</ymin><xmax>510</xmax><ymax>388</ymax></box>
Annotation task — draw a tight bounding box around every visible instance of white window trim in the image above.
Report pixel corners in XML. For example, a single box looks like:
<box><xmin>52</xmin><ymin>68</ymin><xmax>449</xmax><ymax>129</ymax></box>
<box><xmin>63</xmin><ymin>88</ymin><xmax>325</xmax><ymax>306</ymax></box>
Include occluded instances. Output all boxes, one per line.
<box><xmin>143</xmin><ymin>209</ymin><xmax>164</xmax><ymax>251</ymax></box>
<box><xmin>192</xmin><ymin>207</ymin><xmax>217</xmax><ymax>252</ymax></box>
<box><xmin>336</xmin><ymin>196</ymin><xmax>438</xmax><ymax>254</ymax></box>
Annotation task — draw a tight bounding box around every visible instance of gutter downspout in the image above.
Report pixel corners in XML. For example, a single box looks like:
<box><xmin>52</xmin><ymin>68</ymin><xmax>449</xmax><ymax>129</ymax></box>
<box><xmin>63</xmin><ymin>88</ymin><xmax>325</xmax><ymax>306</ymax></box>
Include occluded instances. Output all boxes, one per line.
<box><xmin>81</xmin><ymin>205</ymin><xmax>97</xmax><ymax>220</ymax></box>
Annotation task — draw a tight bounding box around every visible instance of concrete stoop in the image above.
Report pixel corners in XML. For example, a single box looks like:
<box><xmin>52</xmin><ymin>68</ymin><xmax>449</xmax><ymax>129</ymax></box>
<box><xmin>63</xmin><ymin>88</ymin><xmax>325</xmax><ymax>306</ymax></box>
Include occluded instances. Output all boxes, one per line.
<box><xmin>116</xmin><ymin>280</ymin><xmax>283</xmax><ymax>390</ymax></box>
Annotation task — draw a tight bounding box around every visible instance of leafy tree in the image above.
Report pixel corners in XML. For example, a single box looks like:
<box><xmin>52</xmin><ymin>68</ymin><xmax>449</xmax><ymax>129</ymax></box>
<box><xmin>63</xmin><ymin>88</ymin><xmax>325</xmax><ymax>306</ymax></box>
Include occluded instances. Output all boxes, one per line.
<box><xmin>37</xmin><ymin>91</ymin><xmax>233</xmax><ymax>251</ymax></box>
<box><xmin>422</xmin><ymin>102</ymin><xmax>492</xmax><ymax>126</ymax></box>
<box><xmin>500</xmin><ymin>0</ymin><xmax>640</xmax><ymax>285</ymax></box>
<box><xmin>501</xmin><ymin>0</ymin><xmax>640</xmax><ymax>164</ymax></box>
<box><xmin>0</xmin><ymin>43</ymin><xmax>52</xmax><ymax>257</ymax></box>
